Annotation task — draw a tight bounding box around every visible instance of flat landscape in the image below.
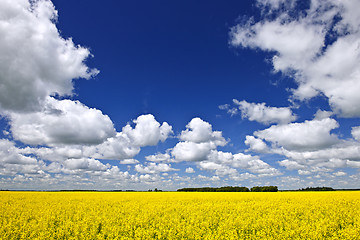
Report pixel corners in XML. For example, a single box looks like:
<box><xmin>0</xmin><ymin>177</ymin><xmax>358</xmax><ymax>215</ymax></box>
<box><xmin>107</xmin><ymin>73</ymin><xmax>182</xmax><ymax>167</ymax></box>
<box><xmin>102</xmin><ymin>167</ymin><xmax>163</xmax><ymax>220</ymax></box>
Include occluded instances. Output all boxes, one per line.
<box><xmin>1</xmin><ymin>1</ymin><xmax>360</xmax><ymax>239</ymax></box>
<box><xmin>1</xmin><ymin>191</ymin><xmax>359</xmax><ymax>239</ymax></box>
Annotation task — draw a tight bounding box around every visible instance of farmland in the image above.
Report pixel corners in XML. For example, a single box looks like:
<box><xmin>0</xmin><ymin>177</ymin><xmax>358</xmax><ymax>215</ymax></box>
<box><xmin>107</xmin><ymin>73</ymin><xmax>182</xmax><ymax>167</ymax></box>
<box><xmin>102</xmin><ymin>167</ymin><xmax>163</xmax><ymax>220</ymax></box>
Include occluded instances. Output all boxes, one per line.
<box><xmin>1</xmin><ymin>191</ymin><xmax>359</xmax><ymax>239</ymax></box>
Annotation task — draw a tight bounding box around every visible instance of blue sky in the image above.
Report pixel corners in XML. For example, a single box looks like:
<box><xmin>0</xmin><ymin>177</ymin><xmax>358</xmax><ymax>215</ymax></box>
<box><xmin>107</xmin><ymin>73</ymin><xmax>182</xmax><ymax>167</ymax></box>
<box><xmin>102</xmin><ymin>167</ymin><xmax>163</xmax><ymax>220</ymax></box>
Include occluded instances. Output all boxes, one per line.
<box><xmin>1</xmin><ymin>0</ymin><xmax>360</xmax><ymax>190</ymax></box>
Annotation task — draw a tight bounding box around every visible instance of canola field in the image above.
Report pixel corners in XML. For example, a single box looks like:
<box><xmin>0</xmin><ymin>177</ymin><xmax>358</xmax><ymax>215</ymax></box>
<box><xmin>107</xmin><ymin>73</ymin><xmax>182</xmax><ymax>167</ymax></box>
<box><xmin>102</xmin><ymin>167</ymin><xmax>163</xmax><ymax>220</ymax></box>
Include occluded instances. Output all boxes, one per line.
<box><xmin>0</xmin><ymin>191</ymin><xmax>359</xmax><ymax>239</ymax></box>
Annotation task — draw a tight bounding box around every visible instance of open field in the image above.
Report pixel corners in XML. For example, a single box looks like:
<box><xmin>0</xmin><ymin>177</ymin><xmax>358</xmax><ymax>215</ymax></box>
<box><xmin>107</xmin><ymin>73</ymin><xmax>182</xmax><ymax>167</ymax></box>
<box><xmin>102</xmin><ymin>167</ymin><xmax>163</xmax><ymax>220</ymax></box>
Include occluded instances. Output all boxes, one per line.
<box><xmin>1</xmin><ymin>191</ymin><xmax>359</xmax><ymax>239</ymax></box>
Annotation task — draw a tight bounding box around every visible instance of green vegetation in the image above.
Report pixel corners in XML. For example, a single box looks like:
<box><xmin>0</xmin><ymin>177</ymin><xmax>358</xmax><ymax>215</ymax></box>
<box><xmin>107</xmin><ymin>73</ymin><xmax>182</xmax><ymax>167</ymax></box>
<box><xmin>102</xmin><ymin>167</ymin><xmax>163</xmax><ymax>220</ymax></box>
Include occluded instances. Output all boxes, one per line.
<box><xmin>177</xmin><ymin>186</ymin><xmax>250</xmax><ymax>192</ymax></box>
<box><xmin>298</xmin><ymin>187</ymin><xmax>335</xmax><ymax>191</ymax></box>
<box><xmin>177</xmin><ymin>186</ymin><xmax>279</xmax><ymax>192</ymax></box>
<box><xmin>250</xmin><ymin>186</ymin><xmax>278</xmax><ymax>192</ymax></box>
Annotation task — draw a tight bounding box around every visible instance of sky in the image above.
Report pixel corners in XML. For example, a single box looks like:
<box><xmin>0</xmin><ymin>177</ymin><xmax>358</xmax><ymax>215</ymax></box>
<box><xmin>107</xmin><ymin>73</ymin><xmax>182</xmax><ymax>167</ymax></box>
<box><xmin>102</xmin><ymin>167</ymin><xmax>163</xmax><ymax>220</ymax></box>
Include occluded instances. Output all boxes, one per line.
<box><xmin>1</xmin><ymin>0</ymin><xmax>360</xmax><ymax>190</ymax></box>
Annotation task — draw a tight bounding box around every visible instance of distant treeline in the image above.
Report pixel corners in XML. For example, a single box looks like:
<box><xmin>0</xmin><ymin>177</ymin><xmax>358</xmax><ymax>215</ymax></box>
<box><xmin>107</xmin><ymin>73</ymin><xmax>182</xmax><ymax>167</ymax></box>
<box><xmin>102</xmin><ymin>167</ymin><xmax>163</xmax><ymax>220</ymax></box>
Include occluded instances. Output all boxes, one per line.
<box><xmin>298</xmin><ymin>187</ymin><xmax>335</xmax><ymax>191</ymax></box>
<box><xmin>177</xmin><ymin>186</ymin><xmax>278</xmax><ymax>192</ymax></box>
<box><xmin>250</xmin><ymin>186</ymin><xmax>278</xmax><ymax>192</ymax></box>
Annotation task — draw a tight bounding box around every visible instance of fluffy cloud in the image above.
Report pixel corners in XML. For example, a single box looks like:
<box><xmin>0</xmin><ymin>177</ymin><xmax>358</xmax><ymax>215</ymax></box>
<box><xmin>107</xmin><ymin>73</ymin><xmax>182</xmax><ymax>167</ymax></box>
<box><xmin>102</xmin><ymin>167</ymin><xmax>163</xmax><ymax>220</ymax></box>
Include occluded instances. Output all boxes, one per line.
<box><xmin>279</xmin><ymin>157</ymin><xmax>355</xmax><ymax>175</ymax></box>
<box><xmin>119</xmin><ymin>159</ymin><xmax>139</xmax><ymax>165</ymax></box>
<box><xmin>123</xmin><ymin>114</ymin><xmax>172</xmax><ymax>147</ymax></box>
<box><xmin>0</xmin><ymin>0</ymin><xmax>123</xmax><ymax>156</ymax></box>
<box><xmin>231</xmin><ymin>13</ymin><xmax>324</xmax><ymax>74</ymax></box>
<box><xmin>232</xmin><ymin>100</ymin><xmax>296</xmax><ymax>125</ymax></box>
<box><xmin>314</xmin><ymin>110</ymin><xmax>333</xmax><ymax>120</ymax></box>
<box><xmin>230</xmin><ymin>0</ymin><xmax>360</xmax><ymax>117</ymax></box>
<box><xmin>256</xmin><ymin>0</ymin><xmax>295</xmax><ymax>10</ymax></box>
<box><xmin>0</xmin><ymin>139</ymin><xmax>49</xmax><ymax>178</ymax></box>
<box><xmin>254</xmin><ymin>118</ymin><xmax>340</xmax><ymax>151</ymax></box>
<box><xmin>171</xmin><ymin>118</ymin><xmax>227</xmax><ymax>162</ymax></box>
<box><xmin>185</xmin><ymin>167</ymin><xmax>195</xmax><ymax>173</ymax></box>
<box><xmin>199</xmin><ymin>161</ymin><xmax>238</xmax><ymax>177</ymax></box>
<box><xmin>134</xmin><ymin>163</ymin><xmax>178</xmax><ymax>174</ymax></box>
<box><xmin>351</xmin><ymin>126</ymin><xmax>360</xmax><ymax>141</ymax></box>
<box><xmin>93</xmin><ymin>114</ymin><xmax>172</xmax><ymax>160</ymax></box>
<box><xmin>19</xmin><ymin>114</ymin><xmax>172</xmax><ymax>162</ymax></box>
<box><xmin>278</xmin><ymin>160</ymin><xmax>306</xmax><ymax>171</ymax></box>
<box><xmin>0</xmin><ymin>139</ymin><xmax>37</xmax><ymax>166</ymax></box>
<box><xmin>268</xmin><ymin>131</ymin><xmax>360</xmax><ymax>174</ymax></box>
<box><xmin>64</xmin><ymin>158</ymin><xmax>108</xmax><ymax>171</ymax></box>
<box><xmin>242</xmin><ymin>114</ymin><xmax>360</xmax><ymax>173</ymax></box>
<box><xmin>138</xmin><ymin>174</ymin><xmax>163</xmax><ymax>183</ymax></box>
<box><xmin>0</xmin><ymin>138</ymin><xmax>182</xmax><ymax>189</ymax></box>
<box><xmin>172</xmin><ymin>142</ymin><xmax>216</xmax><ymax>162</ymax></box>
<box><xmin>152</xmin><ymin>117</ymin><xmax>281</xmax><ymax>178</ymax></box>
<box><xmin>278</xmin><ymin>144</ymin><xmax>360</xmax><ymax>164</ymax></box>
<box><xmin>8</xmin><ymin>97</ymin><xmax>116</xmax><ymax>146</ymax></box>
<box><xmin>204</xmin><ymin>150</ymin><xmax>281</xmax><ymax>177</ymax></box>
<box><xmin>228</xmin><ymin>0</ymin><xmax>360</xmax><ymax>179</ymax></box>
<box><xmin>5</xmin><ymin>0</ymin><xmax>360</xmax><ymax>190</ymax></box>
<box><xmin>20</xmin><ymin>145</ymin><xmax>82</xmax><ymax>163</ymax></box>
<box><xmin>88</xmin><ymin>132</ymin><xmax>141</xmax><ymax>161</ymax></box>
<box><xmin>333</xmin><ymin>171</ymin><xmax>347</xmax><ymax>177</ymax></box>
<box><xmin>245</xmin><ymin>136</ymin><xmax>268</xmax><ymax>153</ymax></box>
<box><xmin>218</xmin><ymin>104</ymin><xmax>238</xmax><ymax>116</ymax></box>
<box><xmin>0</xmin><ymin>0</ymin><xmax>119</xmax><ymax>150</ymax></box>
<box><xmin>0</xmin><ymin>0</ymin><xmax>98</xmax><ymax>113</ymax></box>
<box><xmin>179</xmin><ymin>117</ymin><xmax>226</xmax><ymax>145</ymax></box>
<box><xmin>0</xmin><ymin>0</ymin><xmax>178</xmax><ymax>190</ymax></box>
<box><xmin>145</xmin><ymin>153</ymin><xmax>172</xmax><ymax>162</ymax></box>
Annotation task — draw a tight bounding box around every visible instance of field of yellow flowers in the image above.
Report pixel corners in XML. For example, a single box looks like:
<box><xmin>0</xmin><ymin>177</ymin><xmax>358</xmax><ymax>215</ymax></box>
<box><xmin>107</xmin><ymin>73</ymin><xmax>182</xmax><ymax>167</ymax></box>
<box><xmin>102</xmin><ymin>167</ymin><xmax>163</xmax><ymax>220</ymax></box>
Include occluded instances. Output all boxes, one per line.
<box><xmin>1</xmin><ymin>191</ymin><xmax>359</xmax><ymax>239</ymax></box>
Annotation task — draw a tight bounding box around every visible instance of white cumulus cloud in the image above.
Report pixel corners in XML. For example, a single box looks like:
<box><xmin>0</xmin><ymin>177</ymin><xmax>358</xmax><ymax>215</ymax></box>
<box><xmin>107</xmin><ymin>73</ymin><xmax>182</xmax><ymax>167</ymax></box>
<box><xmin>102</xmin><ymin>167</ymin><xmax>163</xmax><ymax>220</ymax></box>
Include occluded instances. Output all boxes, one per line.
<box><xmin>351</xmin><ymin>126</ymin><xmax>360</xmax><ymax>141</ymax></box>
<box><xmin>0</xmin><ymin>139</ymin><xmax>37</xmax><ymax>165</ymax></box>
<box><xmin>122</xmin><ymin>114</ymin><xmax>173</xmax><ymax>147</ymax></box>
<box><xmin>179</xmin><ymin>117</ymin><xmax>227</xmax><ymax>145</ymax></box>
<box><xmin>254</xmin><ymin>118</ymin><xmax>340</xmax><ymax>151</ymax></box>
<box><xmin>8</xmin><ymin>97</ymin><xmax>116</xmax><ymax>146</ymax></box>
<box><xmin>134</xmin><ymin>163</ymin><xmax>178</xmax><ymax>174</ymax></box>
<box><xmin>172</xmin><ymin>118</ymin><xmax>227</xmax><ymax>162</ymax></box>
<box><xmin>245</xmin><ymin>136</ymin><xmax>268</xmax><ymax>153</ymax></box>
<box><xmin>185</xmin><ymin>167</ymin><xmax>195</xmax><ymax>173</ymax></box>
<box><xmin>145</xmin><ymin>153</ymin><xmax>172</xmax><ymax>162</ymax></box>
<box><xmin>64</xmin><ymin>158</ymin><xmax>108</xmax><ymax>171</ymax></box>
<box><xmin>233</xmin><ymin>99</ymin><xmax>296</xmax><ymax>125</ymax></box>
<box><xmin>15</xmin><ymin>114</ymin><xmax>173</xmax><ymax>162</ymax></box>
<box><xmin>172</xmin><ymin>141</ymin><xmax>216</xmax><ymax>162</ymax></box>
<box><xmin>0</xmin><ymin>0</ymin><xmax>98</xmax><ymax>113</ymax></box>
<box><xmin>230</xmin><ymin>0</ymin><xmax>360</xmax><ymax>117</ymax></box>
<box><xmin>204</xmin><ymin>150</ymin><xmax>281</xmax><ymax>177</ymax></box>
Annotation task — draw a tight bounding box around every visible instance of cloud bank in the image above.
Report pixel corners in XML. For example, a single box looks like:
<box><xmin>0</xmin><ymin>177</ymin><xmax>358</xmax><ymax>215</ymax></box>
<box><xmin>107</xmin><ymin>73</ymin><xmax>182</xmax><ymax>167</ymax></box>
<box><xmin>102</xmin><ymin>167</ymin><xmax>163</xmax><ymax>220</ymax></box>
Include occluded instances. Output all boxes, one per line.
<box><xmin>0</xmin><ymin>0</ymin><xmax>98</xmax><ymax>113</ymax></box>
<box><xmin>1</xmin><ymin>0</ymin><xmax>360</xmax><ymax>190</ymax></box>
<box><xmin>230</xmin><ymin>0</ymin><xmax>360</xmax><ymax>117</ymax></box>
